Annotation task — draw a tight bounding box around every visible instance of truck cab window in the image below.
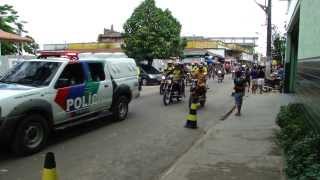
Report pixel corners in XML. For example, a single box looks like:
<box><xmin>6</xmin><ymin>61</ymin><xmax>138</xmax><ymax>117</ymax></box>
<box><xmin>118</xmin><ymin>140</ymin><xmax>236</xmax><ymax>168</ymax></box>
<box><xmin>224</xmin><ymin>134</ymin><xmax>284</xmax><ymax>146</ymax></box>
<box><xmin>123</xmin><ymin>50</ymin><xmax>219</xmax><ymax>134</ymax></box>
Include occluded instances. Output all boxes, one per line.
<box><xmin>88</xmin><ymin>63</ymin><xmax>106</xmax><ymax>81</ymax></box>
<box><xmin>55</xmin><ymin>63</ymin><xmax>84</xmax><ymax>88</ymax></box>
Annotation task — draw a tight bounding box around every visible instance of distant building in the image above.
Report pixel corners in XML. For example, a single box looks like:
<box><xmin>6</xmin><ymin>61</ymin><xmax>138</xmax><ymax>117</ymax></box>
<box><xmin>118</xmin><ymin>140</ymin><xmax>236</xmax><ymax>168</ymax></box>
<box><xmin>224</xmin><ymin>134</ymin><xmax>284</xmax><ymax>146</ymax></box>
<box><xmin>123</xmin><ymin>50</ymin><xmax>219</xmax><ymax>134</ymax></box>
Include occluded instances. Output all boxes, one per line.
<box><xmin>43</xmin><ymin>34</ymin><xmax>255</xmax><ymax>59</ymax></box>
<box><xmin>97</xmin><ymin>25</ymin><xmax>123</xmax><ymax>43</ymax></box>
<box><xmin>210</xmin><ymin>37</ymin><xmax>258</xmax><ymax>54</ymax></box>
<box><xmin>184</xmin><ymin>36</ymin><xmax>256</xmax><ymax>63</ymax></box>
<box><xmin>284</xmin><ymin>0</ymin><xmax>320</xmax><ymax>130</ymax></box>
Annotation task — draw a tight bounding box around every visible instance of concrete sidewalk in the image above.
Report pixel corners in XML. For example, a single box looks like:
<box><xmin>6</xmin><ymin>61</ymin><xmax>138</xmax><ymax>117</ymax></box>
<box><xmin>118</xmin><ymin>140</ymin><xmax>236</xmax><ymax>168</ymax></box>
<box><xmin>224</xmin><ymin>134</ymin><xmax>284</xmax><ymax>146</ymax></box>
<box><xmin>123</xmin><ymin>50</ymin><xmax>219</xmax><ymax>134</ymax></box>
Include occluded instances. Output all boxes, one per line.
<box><xmin>160</xmin><ymin>93</ymin><xmax>294</xmax><ymax>180</ymax></box>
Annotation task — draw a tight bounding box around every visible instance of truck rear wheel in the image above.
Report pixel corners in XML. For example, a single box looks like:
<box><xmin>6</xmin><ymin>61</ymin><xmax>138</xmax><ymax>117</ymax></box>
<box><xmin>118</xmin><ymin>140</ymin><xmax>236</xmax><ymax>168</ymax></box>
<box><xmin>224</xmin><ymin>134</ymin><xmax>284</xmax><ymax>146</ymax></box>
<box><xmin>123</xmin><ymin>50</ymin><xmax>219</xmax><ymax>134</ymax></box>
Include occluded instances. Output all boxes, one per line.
<box><xmin>11</xmin><ymin>114</ymin><xmax>49</xmax><ymax>156</ymax></box>
<box><xmin>112</xmin><ymin>96</ymin><xmax>129</xmax><ymax>121</ymax></box>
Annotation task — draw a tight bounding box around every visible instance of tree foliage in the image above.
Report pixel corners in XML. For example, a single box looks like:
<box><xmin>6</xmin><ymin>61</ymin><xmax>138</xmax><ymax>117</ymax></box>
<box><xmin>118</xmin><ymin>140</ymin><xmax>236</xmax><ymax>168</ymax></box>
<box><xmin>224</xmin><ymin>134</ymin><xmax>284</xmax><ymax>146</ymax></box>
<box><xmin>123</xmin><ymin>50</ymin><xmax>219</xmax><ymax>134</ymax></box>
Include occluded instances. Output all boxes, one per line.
<box><xmin>272</xmin><ymin>26</ymin><xmax>286</xmax><ymax>64</ymax></box>
<box><xmin>122</xmin><ymin>0</ymin><xmax>186</xmax><ymax>64</ymax></box>
<box><xmin>23</xmin><ymin>36</ymin><xmax>39</xmax><ymax>54</ymax></box>
<box><xmin>0</xmin><ymin>4</ymin><xmax>38</xmax><ymax>55</ymax></box>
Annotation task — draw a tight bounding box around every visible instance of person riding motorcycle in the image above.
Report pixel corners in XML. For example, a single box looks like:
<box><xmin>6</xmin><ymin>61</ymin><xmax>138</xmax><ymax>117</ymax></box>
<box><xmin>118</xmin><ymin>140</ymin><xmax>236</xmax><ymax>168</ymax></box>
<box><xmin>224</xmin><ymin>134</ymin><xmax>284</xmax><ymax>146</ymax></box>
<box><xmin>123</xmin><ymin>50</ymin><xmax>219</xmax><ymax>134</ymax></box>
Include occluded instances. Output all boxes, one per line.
<box><xmin>191</xmin><ymin>62</ymin><xmax>199</xmax><ymax>75</ymax></box>
<box><xmin>192</xmin><ymin>64</ymin><xmax>207</xmax><ymax>96</ymax></box>
<box><xmin>173</xmin><ymin>62</ymin><xmax>185</xmax><ymax>96</ymax></box>
<box><xmin>164</xmin><ymin>60</ymin><xmax>175</xmax><ymax>76</ymax></box>
<box><xmin>201</xmin><ymin>62</ymin><xmax>208</xmax><ymax>75</ymax></box>
<box><xmin>216</xmin><ymin>62</ymin><xmax>225</xmax><ymax>79</ymax></box>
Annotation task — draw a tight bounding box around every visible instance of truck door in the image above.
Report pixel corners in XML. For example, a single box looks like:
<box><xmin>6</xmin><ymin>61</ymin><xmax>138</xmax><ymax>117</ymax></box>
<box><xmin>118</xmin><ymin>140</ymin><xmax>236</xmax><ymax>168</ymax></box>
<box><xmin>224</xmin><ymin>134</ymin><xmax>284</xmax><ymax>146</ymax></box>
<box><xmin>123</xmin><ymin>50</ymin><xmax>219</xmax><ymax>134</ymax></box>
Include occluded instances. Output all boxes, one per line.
<box><xmin>54</xmin><ymin>62</ymin><xmax>88</xmax><ymax>123</ymax></box>
<box><xmin>86</xmin><ymin>62</ymin><xmax>113</xmax><ymax>110</ymax></box>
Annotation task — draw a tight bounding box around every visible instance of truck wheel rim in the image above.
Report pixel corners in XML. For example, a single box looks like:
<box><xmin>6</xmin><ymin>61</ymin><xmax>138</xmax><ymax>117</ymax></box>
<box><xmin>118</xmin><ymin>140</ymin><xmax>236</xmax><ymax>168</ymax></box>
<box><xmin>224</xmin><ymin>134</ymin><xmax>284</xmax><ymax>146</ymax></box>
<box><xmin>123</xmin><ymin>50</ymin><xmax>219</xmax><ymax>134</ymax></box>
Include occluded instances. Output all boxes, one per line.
<box><xmin>23</xmin><ymin>123</ymin><xmax>44</xmax><ymax>149</ymax></box>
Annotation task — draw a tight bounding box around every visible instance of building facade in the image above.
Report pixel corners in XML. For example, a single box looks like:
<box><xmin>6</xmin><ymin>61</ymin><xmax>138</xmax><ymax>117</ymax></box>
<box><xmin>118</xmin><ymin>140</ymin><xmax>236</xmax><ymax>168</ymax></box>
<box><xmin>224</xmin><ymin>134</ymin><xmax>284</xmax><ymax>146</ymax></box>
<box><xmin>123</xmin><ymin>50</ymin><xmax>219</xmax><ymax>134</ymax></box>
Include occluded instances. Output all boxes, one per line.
<box><xmin>285</xmin><ymin>0</ymin><xmax>320</xmax><ymax>130</ymax></box>
<box><xmin>97</xmin><ymin>25</ymin><xmax>123</xmax><ymax>43</ymax></box>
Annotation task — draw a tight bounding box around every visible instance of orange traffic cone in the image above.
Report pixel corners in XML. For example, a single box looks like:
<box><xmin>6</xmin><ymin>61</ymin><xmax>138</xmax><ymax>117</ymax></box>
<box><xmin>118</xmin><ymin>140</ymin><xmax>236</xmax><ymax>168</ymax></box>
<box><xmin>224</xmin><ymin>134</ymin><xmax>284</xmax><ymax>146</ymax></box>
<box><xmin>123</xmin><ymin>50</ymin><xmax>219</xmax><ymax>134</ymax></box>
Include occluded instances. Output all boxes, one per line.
<box><xmin>42</xmin><ymin>152</ymin><xmax>58</xmax><ymax>180</ymax></box>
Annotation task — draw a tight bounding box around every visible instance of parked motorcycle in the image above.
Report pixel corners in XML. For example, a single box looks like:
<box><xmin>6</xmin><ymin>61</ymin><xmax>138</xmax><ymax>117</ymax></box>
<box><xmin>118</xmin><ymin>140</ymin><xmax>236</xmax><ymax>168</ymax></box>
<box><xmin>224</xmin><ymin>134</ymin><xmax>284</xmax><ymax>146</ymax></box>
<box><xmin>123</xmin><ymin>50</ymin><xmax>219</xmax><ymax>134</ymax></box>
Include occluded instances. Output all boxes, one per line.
<box><xmin>163</xmin><ymin>75</ymin><xmax>184</xmax><ymax>106</ymax></box>
<box><xmin>189</xmin><ymin>79</ymin><xmax>206</xmax><ymax>108</ymax></box>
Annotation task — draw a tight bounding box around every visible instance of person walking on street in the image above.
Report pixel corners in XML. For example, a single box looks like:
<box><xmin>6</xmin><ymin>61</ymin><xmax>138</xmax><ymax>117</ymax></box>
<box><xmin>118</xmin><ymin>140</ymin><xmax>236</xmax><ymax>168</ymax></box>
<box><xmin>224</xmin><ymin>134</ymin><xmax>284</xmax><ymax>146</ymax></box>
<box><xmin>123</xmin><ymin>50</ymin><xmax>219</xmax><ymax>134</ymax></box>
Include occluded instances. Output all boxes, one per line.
<box><xmin>257</xmin><ymin>67</ymin><xmax>265</xmax><ymax>94</ymax></box>
<box><xmin>245</xmin><ymin>67</ymin><xmax>251</xmax><ymax>93</ymax></box>
<box><xmin>234</xmin><ymin>71</ymin><xmax>246</xmax><ymax>116</ymax></box>
<box><xmin>250</xmin><ymin>66</ymin><xmax>258</xmax><ymax>94</ymax></box>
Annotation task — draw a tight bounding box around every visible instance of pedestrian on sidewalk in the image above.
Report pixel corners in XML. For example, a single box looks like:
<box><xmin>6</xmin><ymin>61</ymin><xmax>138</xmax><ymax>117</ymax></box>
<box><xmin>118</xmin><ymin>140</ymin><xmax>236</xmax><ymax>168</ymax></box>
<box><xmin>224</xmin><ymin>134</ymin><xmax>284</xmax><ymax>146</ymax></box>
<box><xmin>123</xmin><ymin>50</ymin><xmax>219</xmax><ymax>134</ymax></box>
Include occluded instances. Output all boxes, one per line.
<box><xmin>245</xmin><ymin>67</ymin><xmax>251</xmax><ymax>93</ymax></box>
<box><xmin>251</xmin><ymin>66</ymin><xmax>258</xmax><ymax>94</ymax></box>
<box><xmin>234</xmin><ymin>71</ymin><xmax>246</xmax><ymax>116</ymax></box>
<box><xmin>257</xmin><ymin>67</ymin><xmax>265</xmax><ymax>94</ymax></box>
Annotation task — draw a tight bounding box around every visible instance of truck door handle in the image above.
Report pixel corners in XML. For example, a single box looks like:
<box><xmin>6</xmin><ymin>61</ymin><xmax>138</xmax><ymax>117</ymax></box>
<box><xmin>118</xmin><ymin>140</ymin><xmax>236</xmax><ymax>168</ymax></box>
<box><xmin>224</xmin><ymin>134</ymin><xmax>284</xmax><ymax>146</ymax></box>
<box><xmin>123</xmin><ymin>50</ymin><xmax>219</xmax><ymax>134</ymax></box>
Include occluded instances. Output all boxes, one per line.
<box><xmin>104</xmin><ymin>84</ymin><xmax>109</xmax><ymax>88</ymax></box>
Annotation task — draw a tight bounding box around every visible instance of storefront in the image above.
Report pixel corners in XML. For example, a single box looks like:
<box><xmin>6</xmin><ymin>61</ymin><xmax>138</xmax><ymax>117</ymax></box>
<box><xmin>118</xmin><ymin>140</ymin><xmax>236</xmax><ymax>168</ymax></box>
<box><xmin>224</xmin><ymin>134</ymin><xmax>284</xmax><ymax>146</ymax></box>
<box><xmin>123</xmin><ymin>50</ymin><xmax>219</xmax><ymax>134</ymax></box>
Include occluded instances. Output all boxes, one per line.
<box><xmin>285</xmin><ymin>0</ymin><xmax>320</xmax><ymax>132</ymax></box>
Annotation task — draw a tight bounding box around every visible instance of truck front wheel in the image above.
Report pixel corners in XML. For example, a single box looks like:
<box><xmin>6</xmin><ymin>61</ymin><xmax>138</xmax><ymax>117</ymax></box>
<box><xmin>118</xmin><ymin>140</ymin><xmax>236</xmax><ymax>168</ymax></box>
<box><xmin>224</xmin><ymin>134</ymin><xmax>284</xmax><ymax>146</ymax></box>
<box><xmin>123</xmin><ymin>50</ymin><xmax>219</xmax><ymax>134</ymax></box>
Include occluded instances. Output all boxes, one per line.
<box><xmin>11</xmin><ymin>114</ymin><xmax>49</xmax><ymax>156</ymax></box>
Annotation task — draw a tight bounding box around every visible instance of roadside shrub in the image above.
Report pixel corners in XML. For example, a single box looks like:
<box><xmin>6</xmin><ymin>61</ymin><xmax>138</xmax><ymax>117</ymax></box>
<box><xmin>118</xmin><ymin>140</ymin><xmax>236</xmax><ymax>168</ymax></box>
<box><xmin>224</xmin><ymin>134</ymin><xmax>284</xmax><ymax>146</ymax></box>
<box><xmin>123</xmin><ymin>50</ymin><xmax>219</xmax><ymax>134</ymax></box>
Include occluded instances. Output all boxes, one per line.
<box><xmin>286</xmin><ymin>133</ymin><xmax>320</xmax><ymax>179</ymax></box>
<box><xmin>276</xmin><ymin>103</ymin><xmax>320</xmax><ymax>179</ymax></box>
<box><xmin>276</xmin><ymin>104</ymin><xmax>308</xmax><ymax>152</ymax></box>
<box><xmin>276</xmin><ymin>103</ymin><xmax>304</xmax><ymax>128</ymax></box>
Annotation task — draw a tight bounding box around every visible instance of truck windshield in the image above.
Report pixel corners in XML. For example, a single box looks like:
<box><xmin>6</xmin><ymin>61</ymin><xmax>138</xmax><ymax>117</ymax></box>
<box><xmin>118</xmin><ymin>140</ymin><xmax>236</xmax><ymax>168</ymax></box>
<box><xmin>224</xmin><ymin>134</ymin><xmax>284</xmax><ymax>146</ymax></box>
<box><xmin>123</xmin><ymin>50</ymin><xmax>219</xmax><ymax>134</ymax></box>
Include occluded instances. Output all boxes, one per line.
<box><xmin>0</xmin><ymin>61</ymin><xmax>61</xmax><ymax>87</ymax></box>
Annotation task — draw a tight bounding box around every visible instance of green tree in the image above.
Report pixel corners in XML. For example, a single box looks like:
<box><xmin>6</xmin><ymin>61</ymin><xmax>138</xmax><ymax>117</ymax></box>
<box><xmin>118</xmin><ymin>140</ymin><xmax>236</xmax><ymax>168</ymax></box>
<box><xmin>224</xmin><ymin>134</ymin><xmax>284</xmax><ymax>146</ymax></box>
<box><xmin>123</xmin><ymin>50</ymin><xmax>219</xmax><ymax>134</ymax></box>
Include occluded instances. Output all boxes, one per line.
<box><xmin>23</xmin><ymin>36</ymin><xmax>39</xmax><ymax>55</ymax></box>
<box><xmin>0</xmin><ymin>4</ymin><xmax>38</xmax><ymax>55</ymax></box>
<box><xmin>272</xmin><ymin>26</ymin><xmax>286</xmax><ymax>64</ymax></box>
<box><xmin>122</xmin><ymin>0</ymin><xmax>186</xmax><ymax>65</ymax></box>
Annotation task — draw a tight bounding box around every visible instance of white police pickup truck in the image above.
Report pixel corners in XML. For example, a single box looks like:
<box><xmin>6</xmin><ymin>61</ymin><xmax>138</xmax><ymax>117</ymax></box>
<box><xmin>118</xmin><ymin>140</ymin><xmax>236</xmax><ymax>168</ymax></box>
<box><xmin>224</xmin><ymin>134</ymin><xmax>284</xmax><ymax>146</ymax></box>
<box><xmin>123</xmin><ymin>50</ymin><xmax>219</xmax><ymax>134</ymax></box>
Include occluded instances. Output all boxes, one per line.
<box><xmin>0</xmin><ymin>57</ymin><xmax>140</xmax><ymax>155</ymax></box>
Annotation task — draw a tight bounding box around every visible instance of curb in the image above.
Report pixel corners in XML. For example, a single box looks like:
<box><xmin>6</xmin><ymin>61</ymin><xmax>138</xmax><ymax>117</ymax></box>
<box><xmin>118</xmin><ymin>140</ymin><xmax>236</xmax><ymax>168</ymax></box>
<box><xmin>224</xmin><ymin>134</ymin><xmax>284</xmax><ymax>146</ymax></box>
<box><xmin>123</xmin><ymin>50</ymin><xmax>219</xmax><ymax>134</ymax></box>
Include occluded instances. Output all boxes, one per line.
<box><xmin>220</xmin><ymin>105</ymin><xmax>236</xmax><ymax>120</ymax></box>
<box><xmin>158</xmin><ymin>105</ymin><xmax>235</xmax><ymax>180</ymax></box>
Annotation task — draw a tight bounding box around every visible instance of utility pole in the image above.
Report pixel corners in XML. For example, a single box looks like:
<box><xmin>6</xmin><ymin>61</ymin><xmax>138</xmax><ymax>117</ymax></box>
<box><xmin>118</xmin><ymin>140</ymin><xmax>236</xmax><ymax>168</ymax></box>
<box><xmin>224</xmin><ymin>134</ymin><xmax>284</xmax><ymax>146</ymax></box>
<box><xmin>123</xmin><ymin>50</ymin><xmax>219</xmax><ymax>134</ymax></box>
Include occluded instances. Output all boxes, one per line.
<box><xmin>255</xmin><ymin>0</ymin><xmax>272</xmax><ymax>77</ymax></box>
<box><xmin>266</xmin><ymin>0</ymin><xmax>272</xmax><ymax>77</ymax></box>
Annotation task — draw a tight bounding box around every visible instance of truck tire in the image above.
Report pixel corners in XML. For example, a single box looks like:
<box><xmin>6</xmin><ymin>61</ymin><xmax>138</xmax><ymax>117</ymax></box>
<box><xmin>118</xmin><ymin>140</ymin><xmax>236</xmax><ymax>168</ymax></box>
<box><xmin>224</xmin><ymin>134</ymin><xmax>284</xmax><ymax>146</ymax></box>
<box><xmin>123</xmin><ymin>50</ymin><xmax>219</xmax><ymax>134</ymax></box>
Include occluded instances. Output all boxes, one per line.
<box><xmin>112</xmin><ymin>96</ymin><xmax>129</xmax><ymax>121</ymax></box>
<box><xmin>11</xmin><ymin>114</ymin><xmax>49</xmax><ymax>156</ymax></box>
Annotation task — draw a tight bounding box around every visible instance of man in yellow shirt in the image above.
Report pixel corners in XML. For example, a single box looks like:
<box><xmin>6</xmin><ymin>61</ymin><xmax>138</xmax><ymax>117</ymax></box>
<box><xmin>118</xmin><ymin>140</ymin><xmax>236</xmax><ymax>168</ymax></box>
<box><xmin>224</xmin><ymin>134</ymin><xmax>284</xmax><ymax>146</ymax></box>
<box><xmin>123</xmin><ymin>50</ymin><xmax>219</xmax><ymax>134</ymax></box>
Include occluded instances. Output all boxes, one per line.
<box><xmin>173</xmin><ymin>62</ymin><xmax>185</xmax><ymax>97</ymax></box>
<box><xmin>164</xmin><ymin>60</ymin><xmax>175</xmax><ymax>76</ymax></box>
<box><xmin>192</xmin><ymin>64</ymin><xmax>207</xmax><ymax>97</ymax></box>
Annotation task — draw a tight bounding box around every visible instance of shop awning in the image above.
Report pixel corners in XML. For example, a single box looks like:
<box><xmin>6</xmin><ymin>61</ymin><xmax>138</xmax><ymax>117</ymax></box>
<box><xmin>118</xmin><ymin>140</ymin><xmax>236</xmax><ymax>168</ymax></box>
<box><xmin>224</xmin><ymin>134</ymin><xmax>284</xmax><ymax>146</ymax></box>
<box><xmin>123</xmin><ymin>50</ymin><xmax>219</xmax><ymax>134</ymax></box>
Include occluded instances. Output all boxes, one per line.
<box><xmin>0</xmin><ymin>29</ymin><xmax>33</xmax><ymax>55</ymax></box>
<box><xmin>0</xmin><ymin>30</ymin><xmax>32</xmax><ymax>42</ymax></box>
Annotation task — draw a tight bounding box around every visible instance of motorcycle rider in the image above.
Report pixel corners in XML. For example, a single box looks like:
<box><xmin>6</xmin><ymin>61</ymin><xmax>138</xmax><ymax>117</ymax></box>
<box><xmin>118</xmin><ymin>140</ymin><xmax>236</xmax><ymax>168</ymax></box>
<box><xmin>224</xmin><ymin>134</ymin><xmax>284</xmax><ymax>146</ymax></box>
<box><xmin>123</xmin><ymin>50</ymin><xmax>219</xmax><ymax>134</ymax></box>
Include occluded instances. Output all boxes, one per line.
<box><xmin>216</xmin><ymin>62</ymin><xmax>225</xmax><ymax>80</ymax></box>
<box><xmin>206</xmin><ymin>57</ymin><xmax>214</xmax><ymax>79</ymax></box>
<box><xmin>192</xmin><ymin>64</ymin><xmax>207</xmax><ymax>98</ymax></box>
<box><xmin>164</xmin><ymin>60</ymin><xmax>175</xmax><ymax>76</ymax></box>
<box><xmin>173</xmin><ymin>62</ymin><xmax>185</xmax><ymax>97</ymax></box>
<box><xmin>191</xmin><ymin>62</ymin><xmax>199</xmax><ymax>75</ymax></box>
<box><xmin>201</xmin><ymin>61</ymin><xmax>208</xmax><ymax>75</ymax></box>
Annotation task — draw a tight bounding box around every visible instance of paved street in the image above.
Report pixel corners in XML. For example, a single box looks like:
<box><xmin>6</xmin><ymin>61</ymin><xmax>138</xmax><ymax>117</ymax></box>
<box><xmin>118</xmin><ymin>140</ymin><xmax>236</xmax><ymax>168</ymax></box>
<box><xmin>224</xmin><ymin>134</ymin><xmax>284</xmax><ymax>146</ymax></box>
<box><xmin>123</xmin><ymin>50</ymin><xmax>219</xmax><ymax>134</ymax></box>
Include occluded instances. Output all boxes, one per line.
<box><xmin>0</xmin><ymin>76</ymin><xmax>234</xmax><ymax>180</ymax></box>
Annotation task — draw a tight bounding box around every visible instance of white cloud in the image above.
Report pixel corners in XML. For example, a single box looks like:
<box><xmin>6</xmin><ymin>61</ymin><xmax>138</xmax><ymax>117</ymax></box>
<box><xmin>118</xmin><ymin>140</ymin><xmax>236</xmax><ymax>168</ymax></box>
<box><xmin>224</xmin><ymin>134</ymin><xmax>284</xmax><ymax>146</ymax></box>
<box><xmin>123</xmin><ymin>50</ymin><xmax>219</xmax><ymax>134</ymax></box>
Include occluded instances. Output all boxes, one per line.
<box><xmin>2</xmin><ymin>0</ymin><xmax>287</xmax><ymax>54</ymax></box>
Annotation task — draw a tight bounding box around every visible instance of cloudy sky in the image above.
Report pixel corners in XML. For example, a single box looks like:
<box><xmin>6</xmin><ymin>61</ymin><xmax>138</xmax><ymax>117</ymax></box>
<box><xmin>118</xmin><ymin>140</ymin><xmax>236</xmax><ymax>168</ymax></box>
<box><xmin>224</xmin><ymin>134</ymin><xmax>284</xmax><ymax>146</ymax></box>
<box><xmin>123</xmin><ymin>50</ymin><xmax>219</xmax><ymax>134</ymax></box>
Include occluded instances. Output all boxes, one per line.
<box><xmin>2</xmin><ymin>0</ymin><xmax>288</xmax><ymax>54</ymax></box>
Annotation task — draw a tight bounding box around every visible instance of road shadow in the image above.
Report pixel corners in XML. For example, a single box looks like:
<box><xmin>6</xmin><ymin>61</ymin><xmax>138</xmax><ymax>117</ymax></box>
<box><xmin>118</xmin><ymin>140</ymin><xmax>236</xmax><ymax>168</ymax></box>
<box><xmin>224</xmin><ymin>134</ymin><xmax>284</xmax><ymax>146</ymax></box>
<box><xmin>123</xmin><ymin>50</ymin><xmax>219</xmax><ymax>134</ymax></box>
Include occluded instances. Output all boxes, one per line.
<box><xmin>0</xmin><ymin>115</ymin><xmax>120</xmax><ymax>162</ymax></box>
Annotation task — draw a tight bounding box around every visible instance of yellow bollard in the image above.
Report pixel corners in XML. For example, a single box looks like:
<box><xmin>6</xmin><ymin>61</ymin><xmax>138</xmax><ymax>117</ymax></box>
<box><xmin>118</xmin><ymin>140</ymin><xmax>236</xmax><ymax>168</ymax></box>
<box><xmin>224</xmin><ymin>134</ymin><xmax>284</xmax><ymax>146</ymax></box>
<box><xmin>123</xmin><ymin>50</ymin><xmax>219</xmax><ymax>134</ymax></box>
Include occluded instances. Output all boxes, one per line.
<box><xmin>42</xmin><ymin>152</ymin><xmax>58</xmax><ymax>180</ymax></box>
<box><xmin>185</xmin><ymin>98</ymin><xmax>198</xmax><ymax>129</ymax></box>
